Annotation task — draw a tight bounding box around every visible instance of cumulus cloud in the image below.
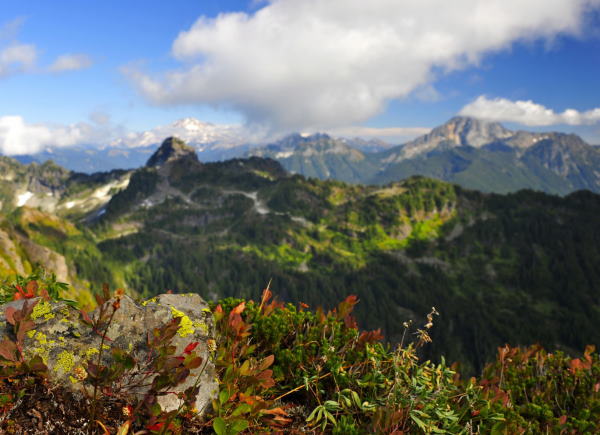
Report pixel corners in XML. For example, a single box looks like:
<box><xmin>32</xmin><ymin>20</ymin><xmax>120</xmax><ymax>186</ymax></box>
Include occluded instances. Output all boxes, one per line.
<box><xmin>48</xmin><ymin>53</ymin><xmax>92</xmax><ymax>73</ymax></box>
<box><xmin>126</xmin><ymin>0</ymin><xmax>600</xmax><ymax>132</ymax></box>
<box><xmin>0</xmin><ymin>116</ymin><xmax>116</xmax><ymax>155</ymax></box>
<box><xmin>459</xmin><ymin>95</ymin><xmax>600</xmax><ymax>126</ymax></box>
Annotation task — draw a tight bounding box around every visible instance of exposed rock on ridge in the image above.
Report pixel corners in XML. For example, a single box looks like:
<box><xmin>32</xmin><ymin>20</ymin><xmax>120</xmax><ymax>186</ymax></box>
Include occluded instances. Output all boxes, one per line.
<box><xmin>146</xmin><ymin>137</ymin><xmax>199</xmax><ymax>168</ymax></box>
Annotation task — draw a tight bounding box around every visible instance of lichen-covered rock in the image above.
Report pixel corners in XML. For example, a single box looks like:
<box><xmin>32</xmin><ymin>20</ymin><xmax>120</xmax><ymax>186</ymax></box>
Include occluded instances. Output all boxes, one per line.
<box><xmin>0</xmin><ymin>293</ymin><xmax>218</xmax><ymax>414</ymax></box>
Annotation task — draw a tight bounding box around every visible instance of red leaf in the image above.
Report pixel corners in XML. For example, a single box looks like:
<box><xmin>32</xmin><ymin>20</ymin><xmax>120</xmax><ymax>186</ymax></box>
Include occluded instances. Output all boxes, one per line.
<box><xmin>80</xmin><ymin>309</ymin><xmax>93</xmax><ymax>325</ymax></box>
<box><xmin>26</xmin><ymin>281</ymin><xmax>37</xmax><ymax>297</ymax></box>
<box><xmin>569</xmin><ymin>358</ymin><xmax>583</xmax><ymax>373</ymax></box>
<box><xmin>358</xmin><ymin>329</ymin><xmax>384</xmax><ymax>347</ymax></box>
<box><xmin>185</xmin><ymin>356</ymin><xmax>203</xmax><ymax>370</ymax></box>
<box><xmin>262</xmin><ymin>407</ymin><xmax>288</xmax><ymax>416</ymax></box>
<box><xmin>4</xmin><ymin>307</ymin><xmax>17</xmax><ymax>325</ymax></box>
<box><xmin>336</xmin><ymin>295</ymin><xmax>358</xmax><ymax>319</ymax></box>
<box><xmin>231</xmin><ymin>301</ymin><xmax>246</xmax><ymax>316</ymax></box>
<box><xmin>343</xmin><ymin>315</ymin><xmax>358</xmax><ymax>329</ymax></box>
<box><xmin>146</xmin><ymin>422</ymin><xmax>164</xmax><ymax>431</ymax></box>
<box><xmin>0</xmin><ymin>339</ymin><xmax>18</xmax><ymax>361</ymax></box>
<box><xmin>184</xmin><ymin>342</ymin><xmax>199</xmax><ymax>354</ymax></box>
<box><xmin>256</xmin><ymin>369</ymin><xmax>275</xmax><ymax>388</ymax></box>
<box><xmin>258</xmin><ymin>354</ymin><xmax>275</xmax><ymax>371</ymax></box>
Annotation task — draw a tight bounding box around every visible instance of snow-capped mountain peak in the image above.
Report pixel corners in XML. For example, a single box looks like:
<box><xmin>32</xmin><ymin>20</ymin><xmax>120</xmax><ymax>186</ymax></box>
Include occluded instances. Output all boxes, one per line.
<box><xmin>110</xmin><ymin>118</ymin><xmax>245</xmax><ymax>149</ymax></box>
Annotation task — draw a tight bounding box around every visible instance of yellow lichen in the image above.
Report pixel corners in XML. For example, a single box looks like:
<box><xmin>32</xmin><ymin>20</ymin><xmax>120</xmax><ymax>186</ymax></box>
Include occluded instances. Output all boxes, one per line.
<box><xmin>31</xmin><ymin>301</ymin><xmax>54</xmax><ymax>321</ymax></box>
<box><xmin>35</xmin><ymin>331</ymin><xmax>48</xmax><ymax>345</ymax></box>
<box><xmin>170</xmin><ymin>306</ymin><xmax>195</xmax><ymax>337</ymax></box>
<box><xmin>27</xmin><ymin>329</ymin><xmax>37</xmax><ymax>338</ymax></box>
<box><xmin>142</xmin><ymin>297</ymin><xmax>158</xmax><ymax>307</ymax></box>
<box><xmin>193</xmin><ymin>320</ymin><xmax>209</xmax><ymax>334</ymax></box>
<box><xmin>85</xmin><ymin>347</ymin><xmax>99</xmax><ymax>359</ymax></box>
<box><xmin>54</xmin><ymin>350</ymin><xmax>75</xmax><ymax>374</ymax></box>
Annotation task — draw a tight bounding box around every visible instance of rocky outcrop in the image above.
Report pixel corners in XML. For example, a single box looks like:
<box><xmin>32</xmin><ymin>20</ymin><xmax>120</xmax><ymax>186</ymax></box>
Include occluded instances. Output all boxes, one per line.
<box><xmin>0</xmin><ymin>293</ymin><xmax>218</xmax><ymax>414</ymax></box>
<box><xmin>18</xmin><ymin>238</ymin><xmax>69</xmax><ymax>282</ymax></box>
<box><xmin>146</xmin><ymin>137</ymin><xmax>199</xmax><ymax>168</ymax></box>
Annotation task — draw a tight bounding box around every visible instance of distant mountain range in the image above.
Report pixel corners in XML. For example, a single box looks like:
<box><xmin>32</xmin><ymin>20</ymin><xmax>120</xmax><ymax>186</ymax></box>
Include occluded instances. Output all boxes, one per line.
<box><xmin>248</xmin><ymin>117</ymin><xmax>600</xmax><ymax>194</ymax></box>
<box><xmin>5</xmin><ymin>116</ymin><xmax>600</xmax><ymax>195</ymax></box>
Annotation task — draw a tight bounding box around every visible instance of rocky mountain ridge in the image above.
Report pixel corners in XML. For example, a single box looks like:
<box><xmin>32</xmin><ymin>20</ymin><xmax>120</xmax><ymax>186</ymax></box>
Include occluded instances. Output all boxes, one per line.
<box><xmin>7</xmin><ymin>116</ymin><xmax>600</xmax><ymax>195</ymax></box>
<box><xmin>249</xmin><ymin>117</ymin><xmax>600</xmax><ymax>194</ymax></box>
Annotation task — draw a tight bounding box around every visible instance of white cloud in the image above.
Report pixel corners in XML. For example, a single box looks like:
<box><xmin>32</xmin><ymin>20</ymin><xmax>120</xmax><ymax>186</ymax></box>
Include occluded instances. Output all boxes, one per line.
<box><xmin>0</xmin><ymin>115</ymin><xmax>249</xmax><ymax>155</ymax></box>
<box><xmin>459</xmin><ymin>96</ymin><xmax>600</xmax><ymax>126</ymax></box>
<box><xmin>127</xmin><ymin>0</ymin><xmax>600</xmax><ymax>132</ymax></box>
<box><xmin>0</xmin><ymin>42</ymin><xmax>36</xmax><ymax>78</ymax></box>
<box><xmin>48</xmin><ymin>53</ymin><xmax>92</xmax><ymax>73</ymax></box>
<box><xmin>0</xmin><ymin>116</ymin><xmax>108</xmax><ymax>155</ymax></box>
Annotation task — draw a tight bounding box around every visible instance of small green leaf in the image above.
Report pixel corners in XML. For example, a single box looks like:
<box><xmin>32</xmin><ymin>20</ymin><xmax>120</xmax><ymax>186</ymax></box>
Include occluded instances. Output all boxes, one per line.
<box><xmin>306</xmin><ymin>406</ymin><xmax>320</xmax><ymax>422</ymax></box>
<box><xmin>231</xmin><ymin>403</ymin><xmax>252</xmax><ymax>417</ymax></box>
<box><xmin>219</xmin><ymin>389</ymin><xmax>230</xmax><ymax>405</ymax></box>
<box><xmin>324</xmin><ymin>400</ymin><xmax>340</xmax><ymax>410</ymax></box>
<box><xmin>229</xmin><ymin>419</ymin><xmax>249</xmax><ymax>434</ymax></box>
<box><xmin>213</xmin><ymin>417</ymin><xmax>226</xmax><ymax>435</ymax></box>
<box><xmin>411</xmin><ymin>413</ymin><xmax>427</xmax><ymax>431</ymax></box>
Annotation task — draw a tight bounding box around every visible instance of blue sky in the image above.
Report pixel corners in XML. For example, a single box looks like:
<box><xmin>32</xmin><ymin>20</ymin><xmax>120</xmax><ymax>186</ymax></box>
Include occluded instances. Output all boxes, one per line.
<box><xmin>1</xmin><ymin>0</ymin><xmax>599</xmax><ymax>154</ymax></box>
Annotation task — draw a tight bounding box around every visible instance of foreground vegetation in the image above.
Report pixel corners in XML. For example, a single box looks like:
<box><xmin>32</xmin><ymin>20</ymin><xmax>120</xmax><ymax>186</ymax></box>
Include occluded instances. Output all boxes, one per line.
<box><xmin>1</xmin><ymin>274</ymin><xmax>599</xmax><ymax>434</ymax></box>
